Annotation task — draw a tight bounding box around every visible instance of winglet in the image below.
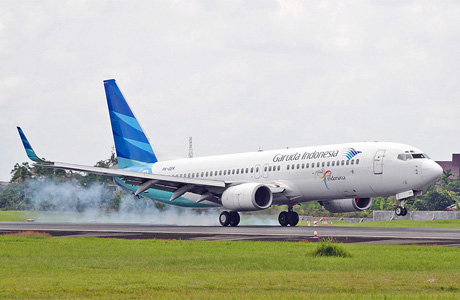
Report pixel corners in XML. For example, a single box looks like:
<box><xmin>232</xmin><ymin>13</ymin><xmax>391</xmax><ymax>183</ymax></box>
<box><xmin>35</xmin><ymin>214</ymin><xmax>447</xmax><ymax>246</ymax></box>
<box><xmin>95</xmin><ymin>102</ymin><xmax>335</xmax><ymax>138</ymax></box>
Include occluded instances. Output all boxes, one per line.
<box><xmin>17</xmin><ymin>127</ymin><xmax>51</xmax><ymax>164</ymax></box>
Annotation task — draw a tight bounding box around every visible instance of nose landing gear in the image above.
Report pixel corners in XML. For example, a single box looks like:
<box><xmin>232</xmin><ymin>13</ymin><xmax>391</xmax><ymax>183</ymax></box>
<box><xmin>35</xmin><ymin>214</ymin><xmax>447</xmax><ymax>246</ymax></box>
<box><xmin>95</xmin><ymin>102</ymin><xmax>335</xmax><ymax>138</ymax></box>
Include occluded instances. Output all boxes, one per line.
<box><xmin>395</xmin><ymin>205</ymin><xmax>408</xmax><ymax>216</ymax></box>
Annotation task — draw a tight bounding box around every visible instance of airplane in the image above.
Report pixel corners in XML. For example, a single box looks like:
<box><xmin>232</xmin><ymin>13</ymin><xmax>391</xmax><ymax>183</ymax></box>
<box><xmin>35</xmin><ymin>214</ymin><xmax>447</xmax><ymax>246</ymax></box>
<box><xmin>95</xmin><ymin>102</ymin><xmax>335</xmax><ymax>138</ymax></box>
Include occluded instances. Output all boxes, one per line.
<box><xmin>17</xmin><ymin>79</ymin><xmax>443</xmax><ymax>226</ymax></box>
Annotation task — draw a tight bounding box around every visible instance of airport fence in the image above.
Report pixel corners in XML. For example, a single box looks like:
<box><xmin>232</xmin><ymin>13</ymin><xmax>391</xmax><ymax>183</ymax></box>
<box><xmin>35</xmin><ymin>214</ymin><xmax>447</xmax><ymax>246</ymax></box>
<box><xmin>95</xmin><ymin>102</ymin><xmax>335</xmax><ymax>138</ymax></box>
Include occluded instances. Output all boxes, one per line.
<box><xmin>373</xmin><ymin>210</ymin><xmax>460</xmax><ymax>221</ymax></box>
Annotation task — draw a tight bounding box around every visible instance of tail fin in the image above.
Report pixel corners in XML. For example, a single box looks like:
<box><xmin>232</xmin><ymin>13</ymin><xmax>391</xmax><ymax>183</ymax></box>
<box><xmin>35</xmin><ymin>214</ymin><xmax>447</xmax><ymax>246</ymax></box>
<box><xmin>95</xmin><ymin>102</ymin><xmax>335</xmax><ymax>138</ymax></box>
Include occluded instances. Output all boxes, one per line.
<box><xmin>104</xmin><ymin>79</ymin><xmax>158</xmax><ymax>169</ymax></box>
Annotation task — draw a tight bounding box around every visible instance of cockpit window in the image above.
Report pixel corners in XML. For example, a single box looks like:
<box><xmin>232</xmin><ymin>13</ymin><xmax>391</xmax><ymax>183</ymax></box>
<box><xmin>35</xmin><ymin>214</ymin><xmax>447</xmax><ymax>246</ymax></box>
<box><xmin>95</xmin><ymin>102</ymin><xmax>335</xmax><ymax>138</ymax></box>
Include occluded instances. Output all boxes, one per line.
<box><xmin>412</xmin><ymin>153</ymin><xmax>429</xmax><ymax>159</ymax></box>
<box><xmin>398</xmin><ymin>153</ymin><xmax>430</xmax><ymax>161</ymax></box>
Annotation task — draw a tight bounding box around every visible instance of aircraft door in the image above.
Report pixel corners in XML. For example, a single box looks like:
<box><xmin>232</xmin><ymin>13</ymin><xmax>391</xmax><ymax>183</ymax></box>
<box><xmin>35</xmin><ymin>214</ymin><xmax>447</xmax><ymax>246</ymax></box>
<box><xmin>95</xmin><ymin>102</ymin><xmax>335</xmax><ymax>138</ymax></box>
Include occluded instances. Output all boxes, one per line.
<box><xmin>374</xmin><ymin>150</ymin><xmax>385</xmax><ymax>174</ymax></box>
<box><xmin>254</xmin><ymin>164</ymin><xmax>261</xmax><ymax>179</ymax></box>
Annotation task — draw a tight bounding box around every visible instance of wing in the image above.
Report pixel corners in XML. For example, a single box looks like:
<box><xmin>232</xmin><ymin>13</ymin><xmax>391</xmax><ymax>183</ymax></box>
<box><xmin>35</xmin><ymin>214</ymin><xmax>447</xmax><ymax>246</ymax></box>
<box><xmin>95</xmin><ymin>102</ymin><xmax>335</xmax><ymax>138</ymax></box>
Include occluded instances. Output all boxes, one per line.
<box><xmin>17</xmin><ymin>127</ymin><xmax>226</xmax><ymax>203</ymax></box>
<box><xmin>42</xmin><ymin>161</ymin><xmax>227</xmax><ymax>203</ymax></box>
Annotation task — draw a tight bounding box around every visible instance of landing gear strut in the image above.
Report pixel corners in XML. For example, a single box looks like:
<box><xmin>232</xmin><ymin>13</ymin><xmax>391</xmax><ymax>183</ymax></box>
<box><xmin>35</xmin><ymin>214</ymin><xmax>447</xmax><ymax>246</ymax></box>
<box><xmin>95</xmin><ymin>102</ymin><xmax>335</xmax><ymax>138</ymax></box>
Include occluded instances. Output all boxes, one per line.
<box><xmin>219</xmin><ymin>211</ymin><xmax>240</xmax><ymax>227</ymax></box>
<box><xmin>278</xmin><ymin>204</ymin><xmax>299</xmax><ymax>226</ymax></box>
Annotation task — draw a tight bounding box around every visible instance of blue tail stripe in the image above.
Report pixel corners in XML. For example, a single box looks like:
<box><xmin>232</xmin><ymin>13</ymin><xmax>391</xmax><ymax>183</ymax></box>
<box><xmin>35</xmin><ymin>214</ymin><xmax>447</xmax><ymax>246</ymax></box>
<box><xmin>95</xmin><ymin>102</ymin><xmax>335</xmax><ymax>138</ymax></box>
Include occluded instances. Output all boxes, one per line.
<box><xmin>113</xmin><ymin>111</ymin><xmax>143</xmax><ymax>132</ymax></box>
<box><xmin>113</xmin><ymin>134</ymin><xmax>157</xmax><ymax>164</ymax></box>
<box><xmin>109</xmin><ymin>111</ymin><xmax>150</xmax><ymax>143</ymax></box>
<box><xmin>124</xmin><ymin>137</ymin><xmax>155</xmax><ymax>154</ymax></box>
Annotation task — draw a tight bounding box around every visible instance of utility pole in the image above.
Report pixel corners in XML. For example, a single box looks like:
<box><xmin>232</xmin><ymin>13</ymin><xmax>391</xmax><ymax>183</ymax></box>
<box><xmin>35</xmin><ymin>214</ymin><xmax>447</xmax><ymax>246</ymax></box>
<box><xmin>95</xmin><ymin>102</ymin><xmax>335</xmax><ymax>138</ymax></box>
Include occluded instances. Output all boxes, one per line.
<box><xmin>189</xmin><ymin>136</ymin><xmax>193</xmax><ymax>158</ymax></box>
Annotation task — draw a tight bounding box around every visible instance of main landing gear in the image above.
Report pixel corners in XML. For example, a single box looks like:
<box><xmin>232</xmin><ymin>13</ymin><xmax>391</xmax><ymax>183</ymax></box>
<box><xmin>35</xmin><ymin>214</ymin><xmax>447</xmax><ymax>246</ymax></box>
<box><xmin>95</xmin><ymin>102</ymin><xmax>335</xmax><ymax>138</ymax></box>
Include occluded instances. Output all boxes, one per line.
<box><xmin>278</xmin><ymin>204</ymin><xmax>299</xmax><ymax>226</ymax></box>
<box><xmin>219</xmin><ymin>211</ymin><xmax>240</xmax><ymax>227</ymax></box>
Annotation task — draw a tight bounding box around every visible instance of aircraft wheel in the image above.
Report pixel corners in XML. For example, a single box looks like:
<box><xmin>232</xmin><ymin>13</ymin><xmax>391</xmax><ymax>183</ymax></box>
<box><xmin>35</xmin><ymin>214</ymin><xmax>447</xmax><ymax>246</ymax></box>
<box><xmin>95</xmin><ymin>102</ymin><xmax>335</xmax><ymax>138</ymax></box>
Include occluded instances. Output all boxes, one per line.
<box><xmin>229</xmin><ymin>211</ymin><xmax>240</xmax><ymax>227</ymax></box>
<box><xmin>395</xmin><ymin>206</ymin><xmax>403</xmax><ymax>216</ymax></box>
<box><xmin>401</xmin><ymin>207</ymin><xmax>408</xmax><ymax>216</ymax></box>
<box><xmin>288</xmin><ymin>211</ymin><xmax>299</xmax><ymax>226</ymax></box>
<box><xmin>219</xmin><ymin>211</ymin><xmax>231</xmax><ymax>226</ymax></box>
<box><xmin>278</xmin><ymin>211</ymin><xmax>289</xmax><ymax>226</ymax></box>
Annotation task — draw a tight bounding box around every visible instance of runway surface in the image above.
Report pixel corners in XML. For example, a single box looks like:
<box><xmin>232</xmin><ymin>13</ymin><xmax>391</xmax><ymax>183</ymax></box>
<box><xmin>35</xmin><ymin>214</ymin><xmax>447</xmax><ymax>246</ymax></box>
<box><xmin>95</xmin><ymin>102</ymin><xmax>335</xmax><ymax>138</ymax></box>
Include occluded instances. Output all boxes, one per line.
<box><xmin>1</xmin><ymin>222</ymin><xmax>460</xmax><ymax>246</ymax></box>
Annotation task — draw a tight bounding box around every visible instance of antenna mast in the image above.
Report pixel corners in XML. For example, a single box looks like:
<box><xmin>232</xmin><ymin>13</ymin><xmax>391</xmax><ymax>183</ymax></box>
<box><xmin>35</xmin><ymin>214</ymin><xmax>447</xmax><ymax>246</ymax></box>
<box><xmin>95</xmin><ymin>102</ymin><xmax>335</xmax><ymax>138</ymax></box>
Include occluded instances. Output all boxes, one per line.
<box><xmin>188</xmin><ymin>136</ymin><xmax>193</xmax><ymax>158</ymax></box>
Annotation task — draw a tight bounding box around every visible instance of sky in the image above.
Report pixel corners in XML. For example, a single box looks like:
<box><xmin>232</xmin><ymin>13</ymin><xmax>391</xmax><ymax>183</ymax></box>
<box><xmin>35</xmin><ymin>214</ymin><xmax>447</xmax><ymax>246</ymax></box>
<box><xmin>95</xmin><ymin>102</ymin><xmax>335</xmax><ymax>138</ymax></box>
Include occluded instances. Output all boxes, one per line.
<box><xmin>1</xmin><ymin>0</ymin><xmax>460</xmax><ymax>182</ymax></box>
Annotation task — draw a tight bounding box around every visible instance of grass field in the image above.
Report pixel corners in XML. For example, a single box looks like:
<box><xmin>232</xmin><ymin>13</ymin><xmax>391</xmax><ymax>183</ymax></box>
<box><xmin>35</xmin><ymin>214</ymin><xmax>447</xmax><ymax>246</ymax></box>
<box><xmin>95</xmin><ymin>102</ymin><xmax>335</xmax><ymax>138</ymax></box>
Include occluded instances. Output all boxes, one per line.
<box><xmin>0</xmin><ymin>236</ymin><xmax>459</xmax><ymax>299</ymax></box>
<box><xmin>0</xmin><ymin>210</ymin><xmax>38</xmax><ymax>222</ymax></box>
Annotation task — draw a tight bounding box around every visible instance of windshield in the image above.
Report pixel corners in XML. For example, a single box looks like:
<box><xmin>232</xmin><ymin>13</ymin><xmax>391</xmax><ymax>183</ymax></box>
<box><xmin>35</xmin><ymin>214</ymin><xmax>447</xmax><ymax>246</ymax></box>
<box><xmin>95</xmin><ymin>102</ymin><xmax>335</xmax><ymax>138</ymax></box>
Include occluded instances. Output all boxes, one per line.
<box><xmin>397</xmin><ymin>153</ymin><xmax>430</xmax><ymax>161</ymax></box>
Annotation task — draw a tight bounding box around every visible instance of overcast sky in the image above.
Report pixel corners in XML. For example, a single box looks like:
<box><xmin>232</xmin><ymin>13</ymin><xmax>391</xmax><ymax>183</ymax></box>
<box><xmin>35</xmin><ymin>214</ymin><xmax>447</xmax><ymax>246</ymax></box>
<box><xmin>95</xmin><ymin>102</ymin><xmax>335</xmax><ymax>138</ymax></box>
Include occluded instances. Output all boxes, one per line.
<box><xmin>1</xmin><ymin>0</ymin><xmax>460</xmax><ymax>181</ymax></box>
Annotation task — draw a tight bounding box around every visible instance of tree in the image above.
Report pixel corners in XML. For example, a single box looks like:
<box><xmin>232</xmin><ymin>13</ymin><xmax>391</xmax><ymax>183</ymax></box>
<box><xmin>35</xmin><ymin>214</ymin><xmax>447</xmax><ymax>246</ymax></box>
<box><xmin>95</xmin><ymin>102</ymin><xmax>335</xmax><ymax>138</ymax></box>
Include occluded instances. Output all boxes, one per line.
<box><xmin>415</xmin><ymin>186</ymin><xmax>458</xmax><ymax>211</ymax></box>
<box><xmin>10</xmin><ymin>163</ymin><xmax>32</xmax><ymax>183</ymax></box>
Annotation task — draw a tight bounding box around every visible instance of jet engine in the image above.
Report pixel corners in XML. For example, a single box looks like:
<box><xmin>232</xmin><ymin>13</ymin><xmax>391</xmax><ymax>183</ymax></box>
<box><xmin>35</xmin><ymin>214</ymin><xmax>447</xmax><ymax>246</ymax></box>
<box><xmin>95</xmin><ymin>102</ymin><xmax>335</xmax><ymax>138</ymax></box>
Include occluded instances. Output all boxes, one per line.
<box><xmin>221</xmin><ymin>183</ymin><xmax>273</xmax><ymax>211</ymax></box>
<box><xmin>322</xmin><ymin>198</ymin><xmax>372</xmax><ymax>213</ymax></box>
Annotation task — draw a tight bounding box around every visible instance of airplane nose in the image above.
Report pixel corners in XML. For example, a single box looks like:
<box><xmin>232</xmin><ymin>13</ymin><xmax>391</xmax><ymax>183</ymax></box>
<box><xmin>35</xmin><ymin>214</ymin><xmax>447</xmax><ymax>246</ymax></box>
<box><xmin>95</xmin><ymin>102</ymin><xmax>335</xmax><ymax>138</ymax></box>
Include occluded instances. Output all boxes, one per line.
<box><xmin>422</xmin><ymin>160</ymin><xmax>443</xmax><ymax>183</ymax></box>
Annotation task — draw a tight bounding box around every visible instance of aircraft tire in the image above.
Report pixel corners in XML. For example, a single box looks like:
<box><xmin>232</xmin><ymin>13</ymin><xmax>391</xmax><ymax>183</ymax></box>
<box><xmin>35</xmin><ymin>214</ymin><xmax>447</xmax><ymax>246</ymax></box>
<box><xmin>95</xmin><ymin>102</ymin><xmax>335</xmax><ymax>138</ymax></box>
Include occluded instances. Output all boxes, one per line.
<box><xmin>401</xmin><ymin>207</ymin><xmax>408</xmax><ymax>216</ymax></box>
<box><xmin>395</xmin><ymin>206</ymin><xmax>403</xmax><ymax>216</ymax></box>
<box><xmin>278</xmin><ymin>211</ymin><xmax>289</xmax><ymax>226</ymax></box>
<box><xmin>219</xmin><ymin>211</ymin><xmax>231</xmax><ymax>226</ymax></box>
<box><xmin>288</xmin><ymin>211</ymin><xmax>299</xmax><ymax>226</ymax></box>
<box><xmin>229</xmin><ymin>211</ymin><xmax>240</xmax><ymax>227</ymax></box>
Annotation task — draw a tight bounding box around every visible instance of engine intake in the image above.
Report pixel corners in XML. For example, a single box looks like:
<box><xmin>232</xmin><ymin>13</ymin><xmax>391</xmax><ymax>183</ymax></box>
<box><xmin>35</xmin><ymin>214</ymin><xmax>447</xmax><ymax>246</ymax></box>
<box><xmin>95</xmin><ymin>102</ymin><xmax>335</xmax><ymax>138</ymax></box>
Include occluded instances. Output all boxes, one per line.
<box><xmin>322</xmin><ymin>198</ymin><xmax>372</xmax><ymax>213</ymax></box>
<box><xmin>221</xmin><ymin>183</ymin><xmax>273</xmax><ymax>211</ymax></box>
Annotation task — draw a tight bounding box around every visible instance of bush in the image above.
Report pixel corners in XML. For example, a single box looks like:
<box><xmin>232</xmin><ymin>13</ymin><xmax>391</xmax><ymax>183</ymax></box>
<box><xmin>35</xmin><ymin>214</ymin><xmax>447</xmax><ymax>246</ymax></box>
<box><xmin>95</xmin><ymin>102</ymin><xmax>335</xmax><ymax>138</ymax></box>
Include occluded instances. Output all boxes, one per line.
<box><xmin>311</xmin><ymin>239</ymin><xmax>351</xmax><ymax>258</ymax></box>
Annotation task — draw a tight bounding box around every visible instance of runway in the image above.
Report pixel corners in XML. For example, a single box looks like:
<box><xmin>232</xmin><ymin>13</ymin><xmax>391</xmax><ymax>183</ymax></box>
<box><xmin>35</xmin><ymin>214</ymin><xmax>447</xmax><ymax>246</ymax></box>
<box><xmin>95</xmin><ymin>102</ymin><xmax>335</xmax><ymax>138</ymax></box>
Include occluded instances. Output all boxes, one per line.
<box><xmin>1</xmin><ymin>222</ymin><xmax>460</xmax><ymax>246</ymax></box>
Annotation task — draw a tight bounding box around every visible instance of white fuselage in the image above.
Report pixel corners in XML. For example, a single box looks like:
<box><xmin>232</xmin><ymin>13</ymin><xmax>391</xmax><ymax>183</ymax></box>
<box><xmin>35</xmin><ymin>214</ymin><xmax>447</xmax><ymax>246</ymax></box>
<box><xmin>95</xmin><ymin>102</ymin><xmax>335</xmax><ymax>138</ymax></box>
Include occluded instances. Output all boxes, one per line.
<box><xmin>119</xmin><ymin>142</ymin><xmax>442</xmax><ymax>208</ymax></box>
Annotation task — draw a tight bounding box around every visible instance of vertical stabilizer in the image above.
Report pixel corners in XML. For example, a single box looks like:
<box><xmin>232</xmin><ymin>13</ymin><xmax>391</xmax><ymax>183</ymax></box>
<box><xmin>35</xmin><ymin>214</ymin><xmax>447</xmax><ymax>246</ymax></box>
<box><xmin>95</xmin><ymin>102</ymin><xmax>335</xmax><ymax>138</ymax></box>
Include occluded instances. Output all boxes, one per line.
<box><xmin>104</xmin><ymin>79</ymin><xmax>158</xmax><ymax>169</ymax></box>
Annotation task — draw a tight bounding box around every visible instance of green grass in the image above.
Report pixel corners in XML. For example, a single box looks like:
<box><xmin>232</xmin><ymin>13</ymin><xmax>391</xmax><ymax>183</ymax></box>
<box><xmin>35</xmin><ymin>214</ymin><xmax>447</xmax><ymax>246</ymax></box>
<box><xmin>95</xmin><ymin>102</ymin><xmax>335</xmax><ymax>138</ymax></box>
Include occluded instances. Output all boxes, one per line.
<box><xmin>311</xmin><ymin>239</ymin><xmax>352</xmax><ymax>257</ymax></box>
<box><xmin>0</xmin><ymin>236</ymin><xmax>459</xmax><ymax>299</ymax></box>
<box><xmin>0</xmin><ymin>210</ymin><xmax>38</xmax><ymax>222</ymax></box>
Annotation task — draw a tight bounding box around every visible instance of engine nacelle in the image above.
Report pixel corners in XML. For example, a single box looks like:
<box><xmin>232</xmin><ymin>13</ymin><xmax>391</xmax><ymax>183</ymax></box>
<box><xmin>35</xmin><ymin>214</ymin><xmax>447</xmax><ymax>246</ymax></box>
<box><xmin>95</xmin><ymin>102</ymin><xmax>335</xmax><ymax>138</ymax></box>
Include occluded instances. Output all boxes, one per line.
<box><xmin>221</xmin><ymin>183</ymin><xmax>273</xmax><ymax>211</ymax></box>
<box><xmin>322</xmin><ymin>198</ymin><xmax>372</xmax><ymax>213</ymax></box>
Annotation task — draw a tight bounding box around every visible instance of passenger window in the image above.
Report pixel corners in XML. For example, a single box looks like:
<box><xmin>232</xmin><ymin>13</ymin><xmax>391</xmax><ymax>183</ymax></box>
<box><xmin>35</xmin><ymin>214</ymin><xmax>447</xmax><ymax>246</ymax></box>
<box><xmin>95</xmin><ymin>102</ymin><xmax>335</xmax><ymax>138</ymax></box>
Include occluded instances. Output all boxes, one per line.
<box><xmin>327</xmin><ymin>161</ymin><xmax>330</xmax><ymax>167</ymax></box>
<box><xmin>297</xmin><ymin>164</ymin><xmax>300</xmax><ymax>169</ymax></box>
<box><xmin>264</xmin><ymin>166</ymin><xmax>267</xmax><ymax>172</ymax></box>
<box><xmin>246</xmin><ymin>168</ymin><xmax>249</xmax><ymax>173</ymax></box>
<box><xmin>341</xmin><ymin>160</ymin><xmax>345</xmax><ymax>166</ymax></box>
<box><xmin>292</xmin><ymin>164</ymin><xmax>295</xmax><ymax>170</ymax></box>
<box><xmin>269</xmin><ymin>166</ymin><xmax>272</xmax><ymax>172</ymax></box>
<box><xmin>351</xmin><ymin>160</ymin><xmax>354</xmax><ymax>165</ymax></box>
<box><xmin>201</xmin><ymin>172</ymin><xmax>204</xmax><ymax>177</ymax></box>
<box><xmin>287</xmin><ymin>165</ymin><xmax>290</xmax><ymax>170</ymax></box>
<box><xmin>256</xmin><ymin>167</ymin><xmax>259</xmax><ymax>173</ymax></box>
<box><xmin>224</xmin><ymin>170</ymin><xmax>227</xmax><ymax>175</ymax></box>
<box><xmin>322</xmin><ymin>162</ymin><xmax>325</xmax><ymax>167</ymax></box>
<box><xmin>232</xmin><ymin>169</ymin><xmax>235</xmax><ymax>175</ymax></box>
<box><xmin>236</xmin><ymin>169</ymin><xmax>239</xmax><ymax>174</ymax></box>
<box><xmin>332</xmin><ymin>161</ymin><xmax>335</xmax><ymax>166</ymax></box>
<box><xmin>251</xmin><ymin>168</ymin><xmax>254</xmax><ymax>173</ymax></box>
<box><xmin>219</xmin><ymin>171</ymin><xmax>222</xmax><ymax>176</ymax></box>
<box><xmin>306</xmin><ymin>163</ymin><xmax>309</xmax><ymax>168</ymax></box>
<box><xmin>356</xmin><ymin>159</ymin><xmax>359</xmax><ymax>165</ymax></box>
<box><xmin>277</xmin><ymin>165</ymin><xmax>280</xmax><ymax>171</ymax></box>
<box><xmin>346</xmin><ymin>160</ymin><xmax>349</xmax><ymax>165</ymax></box>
